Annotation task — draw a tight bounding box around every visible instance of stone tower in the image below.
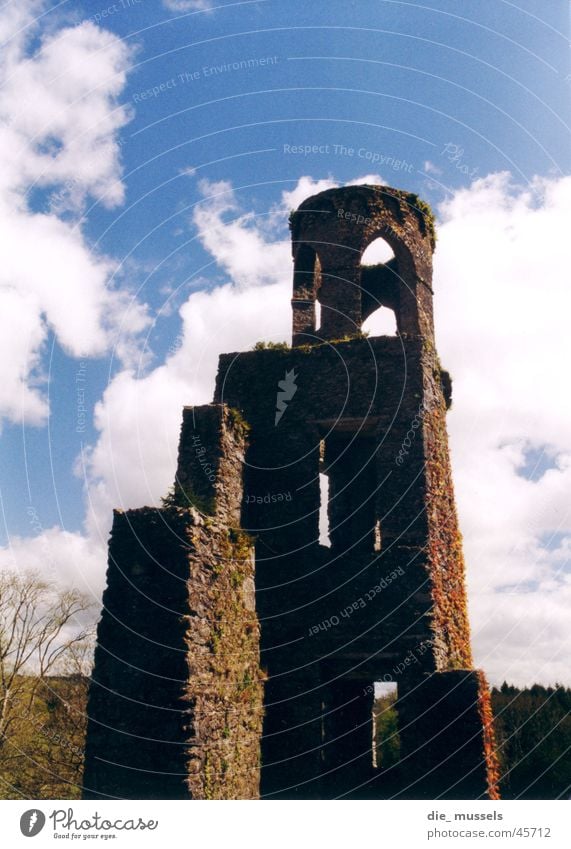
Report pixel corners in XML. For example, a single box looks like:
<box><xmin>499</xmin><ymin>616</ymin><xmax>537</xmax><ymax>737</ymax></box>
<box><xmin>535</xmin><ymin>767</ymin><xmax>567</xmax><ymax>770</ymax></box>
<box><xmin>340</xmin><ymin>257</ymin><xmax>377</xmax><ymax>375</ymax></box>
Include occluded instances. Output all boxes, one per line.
<box><xmin>83</xmin><ymin>184</ymin><xmax>499</xmax><ymax>800</ymax></box>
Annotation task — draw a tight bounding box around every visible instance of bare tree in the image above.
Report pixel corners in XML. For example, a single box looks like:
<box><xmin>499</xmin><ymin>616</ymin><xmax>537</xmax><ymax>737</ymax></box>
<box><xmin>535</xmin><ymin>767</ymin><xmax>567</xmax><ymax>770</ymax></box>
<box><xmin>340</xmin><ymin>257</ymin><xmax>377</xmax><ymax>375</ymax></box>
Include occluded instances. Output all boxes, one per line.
<box><xmin>0</xmin><ymin>569</ymin><xmax>95</xmax><ymax>796</ymax></box>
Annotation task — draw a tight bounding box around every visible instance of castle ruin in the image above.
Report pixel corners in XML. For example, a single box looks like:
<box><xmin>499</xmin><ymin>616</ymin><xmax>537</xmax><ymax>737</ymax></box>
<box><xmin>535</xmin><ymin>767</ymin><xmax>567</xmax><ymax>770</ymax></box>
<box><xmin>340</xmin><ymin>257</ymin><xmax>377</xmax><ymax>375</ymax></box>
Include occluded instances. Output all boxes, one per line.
<box><xmin>82</xmin><ymin>184</ymin><xmax>500</xmax><ymax>800</ymax></box>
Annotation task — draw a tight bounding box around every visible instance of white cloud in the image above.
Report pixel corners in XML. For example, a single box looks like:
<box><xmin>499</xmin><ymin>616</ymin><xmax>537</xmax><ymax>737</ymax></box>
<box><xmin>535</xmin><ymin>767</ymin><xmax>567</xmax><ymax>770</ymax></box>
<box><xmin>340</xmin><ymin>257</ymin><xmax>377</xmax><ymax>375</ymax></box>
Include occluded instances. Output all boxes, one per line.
<box><xmin>279</xmin><ymin>176</ymin><xmax>339</xmax><ymax>214</ymax></box>
<box><xmin>191</xmin><ymin>179</ymin><xmax>291</xmax><ymax>288</ymax></box>
<box><xmin>434</xmin><ymin>173</ymin><xmax>571</xmax><ymax>685</ymax></box>
<box><xmin>423</xmin><ymin>160</ymin><xmax>442</xmax><ymax>176</ymax></box>
<box><xmin>472</xmin><ymin>582</ymin><xmax>571</xmax><ymax>688</ymax></box>
<box><xmin>0</xmin><ymin>2</ymin><xmax>148</xmax><ymax>425</ymax></box>
<box><xmin>0</xmin><ymin>525</ymin><xmax>107</xmax><ymax>600</ymax></box>
<box><xmin>278</xmin><ymin>173</ymin><xmax>383</xmax><ymax>215</ymax></box>
<box><xmin>0</xmin><ymin>16</ymin><xmax>132</xmax><ymax>206</ymax></box>
<box><xmin>0</xmin><ymin>1</ymin><xmax>42</xmax><ymax>51</ymax></box>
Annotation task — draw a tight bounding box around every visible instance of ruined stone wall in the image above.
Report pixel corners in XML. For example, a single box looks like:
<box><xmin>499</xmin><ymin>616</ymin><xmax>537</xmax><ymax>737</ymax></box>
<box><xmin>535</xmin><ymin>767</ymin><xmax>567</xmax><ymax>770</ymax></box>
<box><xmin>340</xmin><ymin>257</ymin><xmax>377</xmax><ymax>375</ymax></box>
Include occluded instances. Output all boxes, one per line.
<box><xmin>214</xmin><ymin>336</ymin><xmax>440</xmax><ymax>679</ymax></box>
<box><xmin>213</xmin><ymin>278</ymin><xmax>498</xmax><ymax>798</ymax></box>
<box><xmin>82</xmin><ymin>507</ymin><xmax>196</xmax><ymax>800</ymax></box>
<box><xmin>184</xmin><ymin>517</ymin><xmax>263</xmax><ymax>799</ymax></box>
<box><xmin>83</xmin><ymin>405</ymin><xmax>263</xmax><ymax>800</ymax></box>
<box><xmin>420</xmin><ymin>342</ymin><xmax>473</xmax><ymax>670</ymax></box>
<box><xmin>83</xmin><ymin>183</ymin><xmax>499</xmax><ymax>802</ymax></box>
<box><xmin>397</xmin><ymin>670</ymin><xmax>500</xmax><ymax>799</ymax></box>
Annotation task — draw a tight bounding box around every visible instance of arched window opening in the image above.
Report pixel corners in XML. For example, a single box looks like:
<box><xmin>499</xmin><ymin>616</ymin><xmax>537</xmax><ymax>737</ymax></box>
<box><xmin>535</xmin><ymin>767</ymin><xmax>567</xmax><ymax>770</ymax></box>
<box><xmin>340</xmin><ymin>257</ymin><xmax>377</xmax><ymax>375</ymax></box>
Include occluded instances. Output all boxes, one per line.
<box><xmin>362</xmin><ymin>308</ymin><xmax>398</xmax><ymax>337</ymax></box>
<box><xmin>360</xmin><ymin>237</ymin><xmax>399</xmax><ymax>338</ymax></box>
<box><xmin>292</xmin><ymin>244</ymin><xmax>322</xmax><ymax>346</ymax></box>
<box><xmin>293</xmin><ymin>243</ymin><xmax>321</xmax><ymax>300</ymax></box>
<box><xmin>361</xmin><ymin>238</ymin><xmax>395</xmax><ymax>266</ymax></box>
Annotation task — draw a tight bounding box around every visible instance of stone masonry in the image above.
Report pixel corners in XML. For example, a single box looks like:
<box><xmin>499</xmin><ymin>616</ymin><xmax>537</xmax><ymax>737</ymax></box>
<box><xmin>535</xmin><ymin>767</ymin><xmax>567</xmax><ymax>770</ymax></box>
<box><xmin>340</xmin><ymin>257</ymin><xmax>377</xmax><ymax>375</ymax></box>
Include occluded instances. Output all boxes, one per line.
<box><xmin>82</xmin><ymin>184</ymin><xmax>500</xmax><ymax>800</ymax></box>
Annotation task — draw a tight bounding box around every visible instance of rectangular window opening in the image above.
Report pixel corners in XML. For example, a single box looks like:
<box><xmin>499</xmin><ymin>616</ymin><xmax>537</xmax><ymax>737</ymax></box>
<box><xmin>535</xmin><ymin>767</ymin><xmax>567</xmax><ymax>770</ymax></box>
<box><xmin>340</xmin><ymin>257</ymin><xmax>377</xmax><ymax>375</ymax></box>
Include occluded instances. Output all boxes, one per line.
<box><xmin>373</xmin><ymin>682</ymin><xmax>400</xmax><ymax>769</ymax></box>
<box><xmin>319</xmin><ymin>470</ymin><xmax>331</xmax><ymax>548</ymax></box>
<box><xmin>374</xmin><ymin>518</ymin><xmax>382</xmax><ymax>552</ymax></box>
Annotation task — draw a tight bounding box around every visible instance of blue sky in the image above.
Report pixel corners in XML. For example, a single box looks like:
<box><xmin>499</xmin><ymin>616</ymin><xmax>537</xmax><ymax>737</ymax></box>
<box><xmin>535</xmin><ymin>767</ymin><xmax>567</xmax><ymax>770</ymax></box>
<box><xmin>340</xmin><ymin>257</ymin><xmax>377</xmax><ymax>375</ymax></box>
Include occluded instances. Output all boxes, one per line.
<box><xmin>0</xmin><ymin>0</ymin><xmax>570</xmax><ymax>686</ymax></box>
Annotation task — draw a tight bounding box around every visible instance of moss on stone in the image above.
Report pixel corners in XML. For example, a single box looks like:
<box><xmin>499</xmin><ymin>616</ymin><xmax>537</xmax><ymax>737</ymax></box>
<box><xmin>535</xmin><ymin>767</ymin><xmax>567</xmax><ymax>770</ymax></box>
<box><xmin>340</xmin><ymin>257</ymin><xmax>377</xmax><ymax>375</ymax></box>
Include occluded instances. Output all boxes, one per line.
<box><xmin>227</xmin><ymin>407</ymin><xmax>251</xmax><ymax>437</ymax></box>
<box><xmin>253</xmin><ymin>340</ymin><xmax>290</xmax><ymax>351</ymax></box>
<box><xmin>161</xmin><ymin>484</ymin><xmax>215</xmax><ymax>516</ymax></box>
<box><xmin>407</xmin><ymin>194</ymin><xmax>437</xmax><ymax>246</ymax></box>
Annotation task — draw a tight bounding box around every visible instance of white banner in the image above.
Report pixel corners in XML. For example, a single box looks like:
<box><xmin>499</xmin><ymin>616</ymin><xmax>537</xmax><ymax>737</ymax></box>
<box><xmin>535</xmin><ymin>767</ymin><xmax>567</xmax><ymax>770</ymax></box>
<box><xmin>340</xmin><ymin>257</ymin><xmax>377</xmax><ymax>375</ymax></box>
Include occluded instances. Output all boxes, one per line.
<box><xmin>0</xmin><ymin>800</ymin><xmax>569</xmax><ymax>848</ymax></box>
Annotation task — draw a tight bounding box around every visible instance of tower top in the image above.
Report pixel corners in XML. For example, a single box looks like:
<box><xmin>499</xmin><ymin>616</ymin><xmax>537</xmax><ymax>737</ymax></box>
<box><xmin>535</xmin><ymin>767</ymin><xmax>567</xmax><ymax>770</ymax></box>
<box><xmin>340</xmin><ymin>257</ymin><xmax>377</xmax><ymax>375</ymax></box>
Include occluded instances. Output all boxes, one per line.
<box><xmin>289</xmin><ymin>184</ymin><xmax>436</xmax><ymax>346</ymax></box>
<box><xmin>289</xmin><ymin>184</ymin><xmax>436</xmax><ymax>251</ymax></box>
